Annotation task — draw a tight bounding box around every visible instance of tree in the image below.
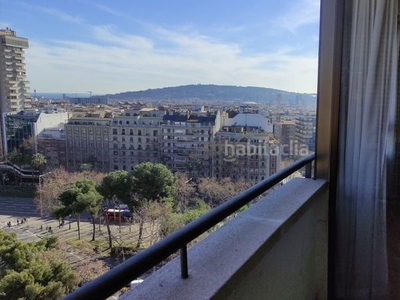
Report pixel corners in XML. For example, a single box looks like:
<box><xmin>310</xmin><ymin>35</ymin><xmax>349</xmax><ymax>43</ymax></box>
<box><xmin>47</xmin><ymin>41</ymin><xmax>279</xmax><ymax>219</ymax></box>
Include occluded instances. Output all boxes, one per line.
<box><xmin>79</xmin><ymin>163</ymin><xmax>93</xmax><ymax>172</ymax></box>
<box><xmin>31</xmin><ymin>153</ymin><xmax>47</xmax><ymax>173</ymax></box>
<box><xmin>97</xmin><ymin>170</ymin><xmax>131</xmax><ymax>204</ymax></box>
<box><xmin>97</xmin><ymin>170</ymin><xmax>131</xmax><ymax>248</ymax></box>
<box><xmin>7</xmin><ymin>149</ymin><xmax>23</xmax><ymax>166</ymax></box>
<box><xmin>31</xmin><ymin>153</ymin><xmax>47</xmax><ymax>185</ymax></box>
<box><xmin>174</xmin><ymin>172</ymin><xmax>196</xmax><ymax>212</ymax></box>
<box><xmin>35</xmin><ymin>167</ymin><xmax>104</xmax><ymax>219</ymax></box>
<box><xmin>159</xmin><ymin>200</ymin><xmax>211</xmax><ymax>239</ymax></box>
<box><xmin>19</xmin><ymin>137</ymin><xmax>36</xmax><ymax>167</ymax></box>
<box><xmin>197</xmin><ymin>177</ymin><xmax>252</xmax><ymax>207</ymax></box>
<box><xmin>85</xmin><ymin>190</ymin><xmax>104</xmax><ymax>241</ymax></box>
<box><xmin>0</xmin><ymin>231</ymin><xmax>79</xmax><ymax>300</ymax></box>
<box><xmin>86</xmin><ymin>155</ymin><xmax>98</xmax><ymax>170</ymax></box>
<box><xmin>131</xmin><ymin>162</ymin><xmax>175</xmax><ymax>204</ymax></box>
<box><xmin>184</xmin><ymin>160</ymin><xmax>195</xmax><ymax>177</ymax></box>
<box><xmin>56</xmin><ymin>179</ymin><xmax>102</xmax><ymax>240</ymax></box>
<box><xmin>130</xmin><ymin>162</ymin><xmax>175</xmax><ymax>248</ymax></box>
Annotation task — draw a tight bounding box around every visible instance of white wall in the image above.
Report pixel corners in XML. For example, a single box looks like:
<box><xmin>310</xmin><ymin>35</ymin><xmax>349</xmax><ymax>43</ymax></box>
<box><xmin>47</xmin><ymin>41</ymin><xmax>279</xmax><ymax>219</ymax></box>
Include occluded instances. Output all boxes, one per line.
<box><xmin>35</xmin><ymin>112</ymin><xmax>69</xmax><ymax>136</ymax></box>
<box><xmin>225</xmin><ymin>113</ymin><xmax>273</xmax><ymax>132</ymax></box>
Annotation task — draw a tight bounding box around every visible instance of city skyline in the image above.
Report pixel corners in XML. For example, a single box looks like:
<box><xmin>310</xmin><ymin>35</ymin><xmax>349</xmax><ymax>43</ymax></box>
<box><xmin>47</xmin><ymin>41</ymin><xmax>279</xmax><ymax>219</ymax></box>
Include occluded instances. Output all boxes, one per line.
<box><xmin>1</xmin><ymin>0</ymin><xmax>320</xmax><ymax>95</ymax></box>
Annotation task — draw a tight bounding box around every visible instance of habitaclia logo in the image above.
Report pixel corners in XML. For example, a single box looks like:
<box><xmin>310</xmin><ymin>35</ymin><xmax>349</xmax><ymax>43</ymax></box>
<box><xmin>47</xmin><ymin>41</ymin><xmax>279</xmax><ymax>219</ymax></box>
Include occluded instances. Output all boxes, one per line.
<box><xmin>223</xmin><ymin>139</ymin><xmax>310</xmax><ymax>162</ymax></box>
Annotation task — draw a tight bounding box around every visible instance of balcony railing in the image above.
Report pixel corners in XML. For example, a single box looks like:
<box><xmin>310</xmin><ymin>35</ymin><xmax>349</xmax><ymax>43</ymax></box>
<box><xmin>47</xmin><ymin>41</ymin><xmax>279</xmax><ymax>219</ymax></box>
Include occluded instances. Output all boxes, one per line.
<box><xmin>63</xmin><ymin>153</ymin><xmax>315</xmax><ymax>300</ymax></box>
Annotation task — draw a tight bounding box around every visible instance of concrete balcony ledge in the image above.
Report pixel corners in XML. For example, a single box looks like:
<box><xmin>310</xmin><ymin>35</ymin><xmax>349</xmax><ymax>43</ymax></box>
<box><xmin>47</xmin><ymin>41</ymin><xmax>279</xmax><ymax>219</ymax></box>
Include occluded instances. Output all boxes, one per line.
<box><xmin>121</xmin><ymin>178</ymin><xmax>328</xmax><ymax>300</ymax></box>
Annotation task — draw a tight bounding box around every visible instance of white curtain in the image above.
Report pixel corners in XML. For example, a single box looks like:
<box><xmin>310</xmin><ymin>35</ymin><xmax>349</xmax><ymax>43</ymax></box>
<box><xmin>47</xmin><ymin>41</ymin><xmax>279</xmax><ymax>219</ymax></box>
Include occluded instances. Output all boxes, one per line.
<box><xmin>336</xmin><ymin>0</ymin><xmax>398</xmax><ymax>299</ymax></box>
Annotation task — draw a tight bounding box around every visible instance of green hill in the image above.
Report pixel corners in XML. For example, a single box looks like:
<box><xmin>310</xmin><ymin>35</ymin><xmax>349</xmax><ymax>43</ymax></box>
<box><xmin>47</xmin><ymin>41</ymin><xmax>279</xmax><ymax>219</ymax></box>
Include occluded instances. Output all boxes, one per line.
<box><xmin>105</xmin><ymin>84</ymin><xmax>316</xmax><ymax>105</ymax></box>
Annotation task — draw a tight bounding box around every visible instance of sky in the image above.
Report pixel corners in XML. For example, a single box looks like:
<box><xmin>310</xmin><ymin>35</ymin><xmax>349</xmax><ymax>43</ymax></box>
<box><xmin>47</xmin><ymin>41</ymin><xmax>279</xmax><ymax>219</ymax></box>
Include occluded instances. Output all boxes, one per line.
<box><xmin>1</xmin><ymin>0</ymin><xmax>320</xmax><ymax>95</ymax></box>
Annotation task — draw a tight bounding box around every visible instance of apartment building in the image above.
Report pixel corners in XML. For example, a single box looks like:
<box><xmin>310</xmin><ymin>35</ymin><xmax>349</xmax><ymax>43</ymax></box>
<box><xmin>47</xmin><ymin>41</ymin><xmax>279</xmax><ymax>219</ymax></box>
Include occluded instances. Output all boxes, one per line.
<box><xmin>37</xmin><ymin>128</ymin><xmax>66</xmax><ymax>171</ymax></box>
<box><xmin>161</xmin><ymin>110</ymin><xmax>221</xmax><ymax>176</ymax></box>
<box><xmin>65</xmin><ymin>111</ymin><xmax>112</xmax><ymax>172</ymax></box>
<box><xmin>0</xmin><ymin>28</ymin><xmax>31</xmax><ymax>161</ymax></box>
<box><xmin>212</xmin><ymin>125</ymin><xmax>279</xmax><ymax>182</ymax></box>
<box><xmin>69</xmin><ymin>97</ymin><xmax>109</xmax><ymax>105</ymax></box>
<box><xmin>274</xmin><ymin>120</ymin><xmax>296</xmax><ymax>154</ymax></box>
<box><xmin>110</xmin><ymin>108</ymin><xmax>165</xmax><ymax>171</ymax></box>
<box><xmin>63</xmin><ymin>105</ymin><xmax>283</xmax><ymax>183</ymax></box>
<box><xmin>5</xmin><ymin>110</ymin><xmax>68</xmax><ymax>154</ymax></box>
<box><xmin>295</xmin><ymin>111</ymin><xmax>316</xmax><ymax>152</ymax></box>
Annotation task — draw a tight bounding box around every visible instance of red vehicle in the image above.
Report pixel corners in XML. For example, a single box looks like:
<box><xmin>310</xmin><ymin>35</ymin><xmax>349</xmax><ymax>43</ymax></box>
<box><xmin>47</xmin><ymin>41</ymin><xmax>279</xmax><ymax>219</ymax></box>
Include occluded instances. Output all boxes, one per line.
<box><xmin>103</xmin><ymin>208</ymin><xmax>132</xmax><ymax>222</ymax></box>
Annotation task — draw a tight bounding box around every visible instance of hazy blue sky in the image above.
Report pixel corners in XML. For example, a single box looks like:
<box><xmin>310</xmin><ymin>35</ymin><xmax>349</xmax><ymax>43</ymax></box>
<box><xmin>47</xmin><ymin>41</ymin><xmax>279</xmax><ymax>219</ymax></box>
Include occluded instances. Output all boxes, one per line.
<box><xmin>1</xmin><ymin>0</ymin><xmax>320</xmax><ymax>95</ymax></box>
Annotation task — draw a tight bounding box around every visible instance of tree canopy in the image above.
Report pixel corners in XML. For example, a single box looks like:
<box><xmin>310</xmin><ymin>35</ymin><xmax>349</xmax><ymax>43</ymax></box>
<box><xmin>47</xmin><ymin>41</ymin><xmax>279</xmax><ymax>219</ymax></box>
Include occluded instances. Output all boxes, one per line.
<box><xmin>0</xmin><ymin>231</ymin><xmax>78</xmax><ymax>300</ymax></box>
<box><xmin>131</xmin><ymin>162</ymin><xmax>175</xmax><ymax>203</ymax></box>
<box><xmin>55</xmin><ymin>179</ymin><xmax>102</xmax><ymax>239</ymax></box>
<box><xmin>31</xmin><ymin>153</ymin><xmax>47</xmax><ymax>173</ymax></box>
<box><xmin>97</xmin><ymin>170</ymin><xmax>131</xmax><ymax>203</ymax></box>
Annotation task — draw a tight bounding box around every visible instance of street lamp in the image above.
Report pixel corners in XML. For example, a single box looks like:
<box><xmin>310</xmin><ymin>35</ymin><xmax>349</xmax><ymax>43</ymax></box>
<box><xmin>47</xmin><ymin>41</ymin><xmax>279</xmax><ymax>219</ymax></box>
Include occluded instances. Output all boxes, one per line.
<box><xmin>38</xmin><ymin>171</ymin><xmax>52</xmax><ymax>217</ymax></box>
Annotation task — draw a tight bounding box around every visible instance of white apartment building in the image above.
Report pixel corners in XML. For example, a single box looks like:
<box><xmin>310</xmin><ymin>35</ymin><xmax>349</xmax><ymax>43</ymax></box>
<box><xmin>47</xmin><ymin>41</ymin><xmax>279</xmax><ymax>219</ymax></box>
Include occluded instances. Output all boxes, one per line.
<box><xmin>0</xmin><ymin>28</ymin><xmax>31</xmax><ymax>161</ymax></box>
<box><xmin>110</xmin><ymin>108</ymin><xmax>165</xmax><ymax>171</ymax></box>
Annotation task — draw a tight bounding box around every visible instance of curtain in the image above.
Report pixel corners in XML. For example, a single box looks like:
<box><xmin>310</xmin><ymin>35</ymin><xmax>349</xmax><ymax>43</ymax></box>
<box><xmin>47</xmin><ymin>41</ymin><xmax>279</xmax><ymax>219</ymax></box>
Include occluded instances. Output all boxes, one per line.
<box><xmin>335</xmin><ymin>0</ymin><xmax>398</xmax><ymax>299</ymax></box>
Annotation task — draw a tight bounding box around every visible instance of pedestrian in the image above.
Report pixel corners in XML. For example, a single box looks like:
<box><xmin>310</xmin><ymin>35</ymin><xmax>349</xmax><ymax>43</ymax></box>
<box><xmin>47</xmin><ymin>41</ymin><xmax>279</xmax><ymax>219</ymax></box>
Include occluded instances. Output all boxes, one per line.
<box><xmin>17</xmin><ymin>219</ymin><xmax>19</xmax><ymax>225</ymax></box>
<box><xmin>40</xmin><ymin>224</ymin><xmax>43</xmax><ymax>230</ymax></box>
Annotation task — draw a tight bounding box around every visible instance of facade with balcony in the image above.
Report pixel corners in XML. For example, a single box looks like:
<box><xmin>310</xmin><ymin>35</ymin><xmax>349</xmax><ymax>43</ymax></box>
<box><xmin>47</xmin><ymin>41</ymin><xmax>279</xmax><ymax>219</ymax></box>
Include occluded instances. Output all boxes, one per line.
<box><xmin>110</xmin><ymin>109</ymin><xmax>164</xmax><ymax>171</ymax></box>
<box><xmin>161</xmin><ymin>111</ymin><xmax>220</xmax><ymax>177</ymax></box>
<box><xmin>295</xmin><ymin>112</ymin><xmax>316</xmax><ymax>153</ymax></box>
<box><xmin>0</xmin><ymin>29</ymin><xmax>31</xmax><ymax>162</ymax></box>
<box><xmin>212</xmin><ymin>125</ymin><xmax>279</xmax><ymax>182</ymax></box>
<box><xmin>65</xmin><ymin>114</ymin><xmax>112</xmax><ymax>172</ymax></box>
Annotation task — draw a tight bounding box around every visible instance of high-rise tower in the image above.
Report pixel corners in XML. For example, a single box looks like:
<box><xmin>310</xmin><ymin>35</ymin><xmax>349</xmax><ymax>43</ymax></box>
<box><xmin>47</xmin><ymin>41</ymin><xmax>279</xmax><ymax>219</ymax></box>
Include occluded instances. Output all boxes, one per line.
<box><xmin>0</xmin><ymin>28</ymin><xmax>31</xmax><ymax>161</ymax></box>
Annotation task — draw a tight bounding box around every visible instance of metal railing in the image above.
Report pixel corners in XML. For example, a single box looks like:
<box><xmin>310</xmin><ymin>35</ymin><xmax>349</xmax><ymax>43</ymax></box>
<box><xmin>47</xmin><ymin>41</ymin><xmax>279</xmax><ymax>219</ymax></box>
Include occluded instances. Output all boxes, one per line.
<box><xmin>63</xmin><ymin>153</ymin><xmax>315</xmax><ymax>300</ymax></box>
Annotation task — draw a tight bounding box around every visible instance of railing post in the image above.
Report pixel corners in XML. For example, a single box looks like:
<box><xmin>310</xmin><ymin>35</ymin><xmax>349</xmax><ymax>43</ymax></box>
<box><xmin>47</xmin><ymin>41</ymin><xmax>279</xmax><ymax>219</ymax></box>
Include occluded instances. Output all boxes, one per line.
<box><xmin>180</xmin><ymin>245</ymin><xmax>189</xmax><ymax>279</ymax></box>
<box><xmin>305</xmin><ymin>161</ymin><xmax>312</xmax><ymax>178</ymax></box>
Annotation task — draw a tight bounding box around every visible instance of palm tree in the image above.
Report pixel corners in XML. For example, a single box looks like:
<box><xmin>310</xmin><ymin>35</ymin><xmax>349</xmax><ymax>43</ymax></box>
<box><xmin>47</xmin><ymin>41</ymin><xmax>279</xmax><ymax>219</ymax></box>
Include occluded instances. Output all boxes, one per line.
<box><xmin>31</xmin><ymin>153</ymin><xmax>47</xmax><ymax>174</ymax></box>
<box><xmin>31</xmin><ymin>153</ymin><xmax>47</xmax><ymax>184</ymax></box>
